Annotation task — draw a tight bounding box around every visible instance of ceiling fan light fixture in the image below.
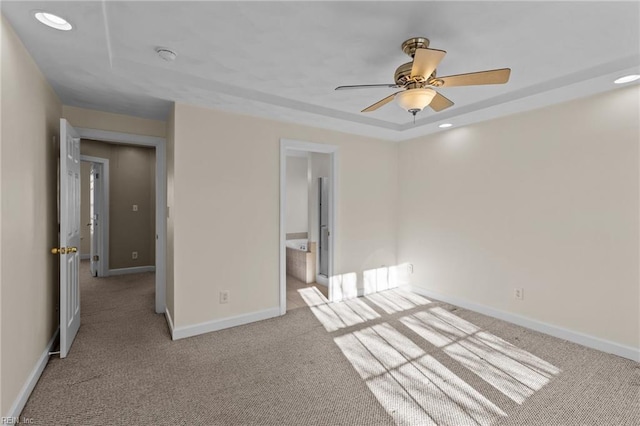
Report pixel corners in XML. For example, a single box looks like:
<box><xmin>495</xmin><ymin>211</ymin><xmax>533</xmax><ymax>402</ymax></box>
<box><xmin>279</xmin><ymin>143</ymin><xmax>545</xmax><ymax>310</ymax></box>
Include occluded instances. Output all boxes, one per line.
<box><xmin>614</xmin><ymin>74</ymin><xmax>640</xmax><ymax>84</ymax></box>
<box><xmin>395</xmin><ymin>88</ymin><xmax>437</xmax><ymax>115</ymax></box>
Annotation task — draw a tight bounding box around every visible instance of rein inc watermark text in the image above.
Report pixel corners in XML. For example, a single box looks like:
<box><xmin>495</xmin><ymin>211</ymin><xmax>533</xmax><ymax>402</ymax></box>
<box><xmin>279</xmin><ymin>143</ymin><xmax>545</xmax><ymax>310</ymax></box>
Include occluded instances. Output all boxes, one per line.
<box><xmin>1</xmin><ymin>417</ymin><xmax>33</xmax><ymax>424</ymax></box>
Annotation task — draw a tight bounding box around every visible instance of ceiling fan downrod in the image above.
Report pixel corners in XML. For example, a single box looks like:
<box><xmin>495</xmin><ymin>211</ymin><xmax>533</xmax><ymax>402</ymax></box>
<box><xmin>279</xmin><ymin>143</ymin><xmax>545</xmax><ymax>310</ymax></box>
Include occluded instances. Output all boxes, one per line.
<box><xmin>409</xmin><ymin>109</ymin><xmax>419</xmax><ymax>123</ymax></box>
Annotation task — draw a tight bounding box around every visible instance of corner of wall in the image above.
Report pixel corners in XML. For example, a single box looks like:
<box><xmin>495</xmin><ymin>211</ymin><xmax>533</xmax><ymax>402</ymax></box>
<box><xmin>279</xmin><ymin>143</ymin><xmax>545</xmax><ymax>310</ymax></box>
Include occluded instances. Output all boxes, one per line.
<box><xmin>165</xmin><ymin>103</ymin><xmax>175</xmax><ymax>321</ymax></box>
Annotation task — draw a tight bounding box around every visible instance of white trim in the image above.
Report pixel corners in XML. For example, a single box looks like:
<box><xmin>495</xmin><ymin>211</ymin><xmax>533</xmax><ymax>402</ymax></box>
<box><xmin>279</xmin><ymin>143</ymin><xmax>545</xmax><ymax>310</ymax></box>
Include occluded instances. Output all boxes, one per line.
<box><xmin>407</xmin><ymin>285</ymin><xmax>640</xmax><ymax>362</ymax></box>
<box><xmin>80</xmin><ymin>254</ymin><xmax>91</xmax><ymax>260</ymax></box>
<box><xmin>280</xmin><ymin>139</ymin><xmax>339</xmax><ymax>314</ymax></box>
<box><xmin>171</xmin><ymin>307</ymin><xmax>281</xmax><ymax>340</ymax></box>
<box><xmin>80</xmin><ymin>155</ymin><xmax>109</xmax><ymax>278</ymax></box>
<box><xmin>76</xmin><ymin>127</ymin><xmax>167</xmax><ymax>314</ymax></box>
<box><xmin>108</xmin><ymin>266</ymin><xmax>156</xmax><ymax>276</ymax></box>
<box><xmin>6</xmin><ymin>328</ymin><xmax>59</xmax><ymax>418</ymax></box>
<box><xmin>165</xmin><ymin>308</ymin><xmax>175</xmax><ymax>339</ymax></box>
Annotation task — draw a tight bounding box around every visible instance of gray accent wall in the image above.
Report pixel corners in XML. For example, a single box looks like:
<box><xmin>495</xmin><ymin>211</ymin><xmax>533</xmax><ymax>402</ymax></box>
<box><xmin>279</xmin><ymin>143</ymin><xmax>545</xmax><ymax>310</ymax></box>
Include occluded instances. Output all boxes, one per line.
<box><xmin>80</xmin><ymin>140</ymin><xmax>155</xmax><ymax>270</ymax></box>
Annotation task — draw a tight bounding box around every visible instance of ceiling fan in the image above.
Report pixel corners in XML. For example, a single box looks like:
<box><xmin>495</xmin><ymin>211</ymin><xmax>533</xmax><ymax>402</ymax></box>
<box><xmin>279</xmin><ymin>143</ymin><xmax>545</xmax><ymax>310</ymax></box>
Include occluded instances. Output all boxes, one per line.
<box><xmin>335</xmin><ymin>37</ymin><xmax>511</xmax><ymax>119</ymax></box>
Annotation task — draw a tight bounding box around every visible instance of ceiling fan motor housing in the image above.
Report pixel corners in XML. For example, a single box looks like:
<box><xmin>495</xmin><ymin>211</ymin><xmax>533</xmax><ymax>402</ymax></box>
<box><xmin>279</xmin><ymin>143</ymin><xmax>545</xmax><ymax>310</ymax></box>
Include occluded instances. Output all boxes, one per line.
<box><xmin>401</xmin><ymin>37</ymin><xmax>431</xmax><ymax>57</ymax></box>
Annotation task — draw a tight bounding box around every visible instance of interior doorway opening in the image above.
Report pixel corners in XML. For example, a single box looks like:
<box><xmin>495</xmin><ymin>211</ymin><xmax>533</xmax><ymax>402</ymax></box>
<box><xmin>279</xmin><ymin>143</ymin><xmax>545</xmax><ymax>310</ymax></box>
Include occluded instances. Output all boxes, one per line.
<box><xmin>80</xmin><ymin>140</ymin><xmax>156</xmax><ymax>277</ymax></box>
<box><xmin>280</xmin><ymin>139</ymin><xmax>338</xmax><ymax>314</ymax></box>
<box><xmin>75</xmin><ymin>127</ymin><xmax>167</xmax><ymax>315</ymax></box>
<box><xmin>58</xmin><ymin>120</ymin><xmax>167</xmax><ymax>358</ymax></box>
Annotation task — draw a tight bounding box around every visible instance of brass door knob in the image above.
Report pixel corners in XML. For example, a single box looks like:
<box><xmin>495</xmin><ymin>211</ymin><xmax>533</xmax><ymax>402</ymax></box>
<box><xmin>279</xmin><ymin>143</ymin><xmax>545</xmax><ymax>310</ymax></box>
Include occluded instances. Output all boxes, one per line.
<box><xmin>51</xmin><ymin>247</ymin><xmax>67</xmax><ymax>255</ymax></box>
<box><xmin>68</xmin><ymin>247</ymin><xmax>78</xmax><ymax>253</ymax></box>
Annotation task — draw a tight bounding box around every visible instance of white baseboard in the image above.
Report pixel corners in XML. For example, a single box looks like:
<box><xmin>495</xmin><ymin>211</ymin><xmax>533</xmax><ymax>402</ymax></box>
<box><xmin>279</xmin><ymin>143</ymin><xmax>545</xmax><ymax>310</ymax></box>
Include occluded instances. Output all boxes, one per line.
<box><xmin>165</xmin><ymin>308</ymin><xmax>175</xmax><ymax>339</ymax></box>
<box><xmin>6</xmin><ymin>328</ymin><xmax>59</xmax><ymax>418</ymax></box>
<box><xmin>407</xmin><ymin>285</ymin><xmax>640</xmax><ymax>362</ymax></box>
<box><xmin>172</xmin><ymin>307</ymin><xmax>281</xmax><ymax>340</ymax></box>
<box><xmin>108</xmin><ymin>266</ymin><xmax>155</xmax><ymax>276</ymax></box>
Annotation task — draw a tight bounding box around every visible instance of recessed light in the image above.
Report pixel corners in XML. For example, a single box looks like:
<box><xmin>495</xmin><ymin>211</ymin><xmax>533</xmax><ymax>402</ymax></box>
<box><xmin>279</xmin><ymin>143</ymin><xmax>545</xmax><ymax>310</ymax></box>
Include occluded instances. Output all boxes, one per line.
<box><xmin>439</xmin><ymin>123</ymin><xmax>453</xmax><ymax>128</ymax></box>
<box><xmin>614</xmin><ymin>75</ymin><xmax>640</xmax><ymax>84</ymax></box>
<box><xmin>34</xmin><ymin>11</ymin><xmax>72</xmax><ymax>31</ymax></box>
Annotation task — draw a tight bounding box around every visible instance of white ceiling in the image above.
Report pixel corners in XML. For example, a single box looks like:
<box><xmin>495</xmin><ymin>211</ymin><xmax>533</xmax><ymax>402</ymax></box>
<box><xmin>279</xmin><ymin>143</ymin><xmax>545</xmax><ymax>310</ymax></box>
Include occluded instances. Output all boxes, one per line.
<box><xmin>3</xmin><ymin>1</ymin><xmax>639</xmax><ymax>141</ymax></box>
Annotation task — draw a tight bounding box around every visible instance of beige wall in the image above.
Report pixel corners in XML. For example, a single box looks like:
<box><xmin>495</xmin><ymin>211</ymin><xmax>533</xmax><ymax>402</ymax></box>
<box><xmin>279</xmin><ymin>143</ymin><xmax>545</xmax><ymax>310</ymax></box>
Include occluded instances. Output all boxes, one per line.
<box><xmin>171</xmin><ymin>103</ymin><xmax>398</xmax><ymax>327</ymax></box>
<box><xmin>1</xmin><ymin>16</ymin><xmax>62</xmax><ymax>414</ymax></box>
<box><xmin>62</xmin><ymin>105</ymin><xmax>166</xmax><ymax>138</ymax></box>
<box><xmin>398</xmin><ymin>86</ymin><xmax>640</xmax><ymax>350</ymax></box>
<box><xmin>285</xmin><ymin>156</ymin><xmax>308</xmax><ymax>234</ymax></box>
<box><xmin>80</xmin><ymin>140</ymin><xmax>155</xmax><ymax>269</ymax></box>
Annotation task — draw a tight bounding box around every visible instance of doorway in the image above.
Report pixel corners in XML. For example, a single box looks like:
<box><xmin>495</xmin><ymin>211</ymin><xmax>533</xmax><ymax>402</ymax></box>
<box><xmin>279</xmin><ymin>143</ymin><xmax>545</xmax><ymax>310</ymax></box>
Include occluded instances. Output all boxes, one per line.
<box><xmin>280</xmin><ymin>139</ymin><xmax>338</xmax><ymax>314</ymax></box>
<box><xmin>80</xmin><ymin>140</ymin><xmax>156</xmax><ymax>277</ymax></box>
<box><xmin>75</xmin><ymin>127</ymin><xmax>167</xmax><ymax>314</ymax></box>
<box><xmin>58</xmin><ymin>120</ymin><xmax>167</xmax><ymax>358</ymax></box>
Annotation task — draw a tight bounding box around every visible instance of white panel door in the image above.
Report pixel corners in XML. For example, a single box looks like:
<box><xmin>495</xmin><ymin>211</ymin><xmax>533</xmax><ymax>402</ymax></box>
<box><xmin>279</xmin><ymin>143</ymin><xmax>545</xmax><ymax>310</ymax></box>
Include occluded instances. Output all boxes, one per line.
<box><xmin>318</xmin><ymin>177</ymin><xmax>329</xmax><ymax>277</ymax></box>
<box><xmin>59</xmin><ymin>119</ymin><xmax>81</xmax><ymax>358</ymax></box>
<box><xmin>89</xmin><ymin>163</ymin><xmax>99</xmax><ymax>277</ymax></box>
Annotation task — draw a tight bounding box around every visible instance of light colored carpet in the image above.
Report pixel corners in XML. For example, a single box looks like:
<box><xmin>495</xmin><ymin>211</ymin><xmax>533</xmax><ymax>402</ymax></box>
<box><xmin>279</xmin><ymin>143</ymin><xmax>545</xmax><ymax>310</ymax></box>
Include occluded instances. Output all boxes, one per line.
<box><xmin>21</xmin><ymin>262</ymin><xmax>640</xmax><ymax>425</ymax></box>
<box><xmin>286</xmin><ymin>274</ymin><xmax>328</xmax><ymax>310</ymax></box>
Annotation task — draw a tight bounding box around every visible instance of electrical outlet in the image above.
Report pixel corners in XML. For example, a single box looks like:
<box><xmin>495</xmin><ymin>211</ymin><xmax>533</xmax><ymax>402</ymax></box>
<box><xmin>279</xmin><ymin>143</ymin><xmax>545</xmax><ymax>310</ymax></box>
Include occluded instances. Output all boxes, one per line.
<box><xmin>514</xmin><ymin>288</ymin><xmax>524</xmax><ymax>300</ymax></box>
<box><xmin>132</xmin><ymin>204</ymin><xmax>138</xmax><ymax>212</ymax></box>
<box><xmin>408</xmin><ymin>264</ymin><xmax>414</xmax><ymax>274</ymax></box>
<box><xmin>132</xmin><ymin>251</ymin><xmax>138</xmax><ymax>260</ymax></box>
<box><xmin>220</xmin><ymin>291</ymin><xmax>230</xmax><ymax>304</ymax></box>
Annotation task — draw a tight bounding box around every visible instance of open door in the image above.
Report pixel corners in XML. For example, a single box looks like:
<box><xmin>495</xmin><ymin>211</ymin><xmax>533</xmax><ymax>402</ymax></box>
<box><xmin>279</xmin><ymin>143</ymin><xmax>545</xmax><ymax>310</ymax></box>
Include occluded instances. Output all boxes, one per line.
<box><xmin>89</xmin><ymin>163</ymin><xmax>99</xmax><ymax>277</ymax></box>
<box><xmin>318</xmin><ymin>177</ymin><xmax>329</xmax><ymax>278</ymax></box>
<box><xmin>54</xmin><ymin>119</ymin><xmax>81</xmax><ymax>358</ymax></box>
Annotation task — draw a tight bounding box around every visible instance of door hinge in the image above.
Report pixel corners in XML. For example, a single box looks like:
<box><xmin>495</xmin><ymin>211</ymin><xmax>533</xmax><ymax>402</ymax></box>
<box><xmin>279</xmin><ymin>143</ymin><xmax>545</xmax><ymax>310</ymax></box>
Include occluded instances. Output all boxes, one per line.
<box><xmin>93</xmin><ymin>255</ymin><xmax>99</xmax><ymax>261</ymax></box>
<box><xmin>95</xmin><ymin>173</ymin><xmax>99</xmax><ymax>179</ymax></box>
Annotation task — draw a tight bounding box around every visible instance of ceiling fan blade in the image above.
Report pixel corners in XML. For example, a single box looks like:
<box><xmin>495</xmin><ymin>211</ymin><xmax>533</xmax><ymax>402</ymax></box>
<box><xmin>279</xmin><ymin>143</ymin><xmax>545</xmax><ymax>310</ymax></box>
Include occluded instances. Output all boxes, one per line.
<box><xmin>362</xmin><ymin>91</ymin><xmax>404</xmax><ymax>112</ymax></box>
<box><xmin>439</xmin><ymin>68</ymin><xmax>511</xmax><ymax>87</ymax></box>
<box><xmin>335</xmin><ymin>84</ymin><xmax>400</xmax><ymax>90</ymax></box>
<box><xmin>429</xmin><ymin>91</ymin><xmax>454</xmax><ymax>112</ymax></box>
<box><xmin>411</xmin><ymin>48</ymin><xmax>447</xmax><ymax>79</ymax></box>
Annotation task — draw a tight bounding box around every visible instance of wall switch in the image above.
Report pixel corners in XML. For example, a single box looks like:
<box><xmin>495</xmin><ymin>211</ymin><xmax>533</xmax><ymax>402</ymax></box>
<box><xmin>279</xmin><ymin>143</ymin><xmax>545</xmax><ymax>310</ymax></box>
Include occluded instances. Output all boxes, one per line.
<box><xmin>132</xmin><ymin>204</ymin><xmax>138</xmax><ymax>212</ymax></box>
<box><xmin>408</xmin><ymin>264</ymin><xmax>414</xmax><ymax>274</ymax></box>
<box><xmin>220</xmin><ymin>291</ymin><xmax>230</xmax><ymax>304</ymax></box>
<box><xmin>514</xmin><ymin>288</ymin><xmax>524</xmax><ymax>300</ymax></box>
<box><xmin>132</xmin><ymin>251</ymin><xmax>138</xmax><ymax>260</ymax></box>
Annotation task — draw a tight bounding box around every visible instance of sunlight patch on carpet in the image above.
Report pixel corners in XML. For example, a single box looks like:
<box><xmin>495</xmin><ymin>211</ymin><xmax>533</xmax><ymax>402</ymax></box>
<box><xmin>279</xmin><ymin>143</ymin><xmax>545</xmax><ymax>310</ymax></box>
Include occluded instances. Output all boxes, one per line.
<box><xmin>365</xmin><ymin>289</ymin><xmax>432</xmax><ymax>314</ymax></box>
<box><xmin>400</xmin><ymin>307</ymin><xmax>561</xmax><ymax>404</ymax></box>
<box><xmin>299</xmin><ymin>287</ymin><xmax>380</xmax><ymax>332</ymax></box>
<box><xmin>335</xmin><ymin>323</ymin><xmax>507</xmax><ymax>426</ymax></box>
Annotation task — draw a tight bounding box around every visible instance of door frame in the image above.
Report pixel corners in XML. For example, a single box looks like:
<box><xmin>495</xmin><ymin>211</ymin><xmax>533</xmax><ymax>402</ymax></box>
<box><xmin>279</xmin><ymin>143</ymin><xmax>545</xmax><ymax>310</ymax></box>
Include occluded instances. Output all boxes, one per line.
<box><xmin>279</xmin><ymin>139</ymin><xmax>338</xmax><ymax>314</ymax></box>
<box><xmin>80</xmin><ymin>155</ymin><xmax>109</xmax><ymax>278</ymax></box>
<box><xmin>76</xmin><ymin>127</ymin><xmax>167</xmax><ymax>314</ymax></box>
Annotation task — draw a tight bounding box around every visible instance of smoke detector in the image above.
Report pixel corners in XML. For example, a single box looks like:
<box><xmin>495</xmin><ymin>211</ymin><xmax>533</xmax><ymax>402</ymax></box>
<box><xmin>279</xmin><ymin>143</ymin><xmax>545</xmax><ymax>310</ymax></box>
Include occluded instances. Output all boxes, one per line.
<box><xmin>156</xmin><ymin>47</ymin><xmax>177</xmax><ymax>62</ymax></box>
